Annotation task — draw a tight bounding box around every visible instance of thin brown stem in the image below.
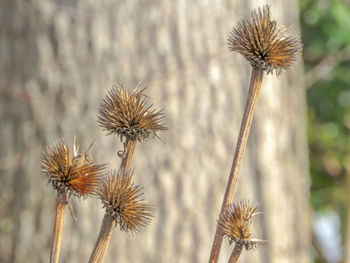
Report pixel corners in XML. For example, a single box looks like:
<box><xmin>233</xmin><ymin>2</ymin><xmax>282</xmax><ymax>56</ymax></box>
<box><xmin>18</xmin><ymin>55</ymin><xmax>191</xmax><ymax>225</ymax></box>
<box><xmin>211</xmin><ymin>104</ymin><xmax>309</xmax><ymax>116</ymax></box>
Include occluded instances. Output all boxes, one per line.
<box><xmin>50</xmin><ymin>192</ymin><xmax>67</xmax><ymax>263</ymax></box>
<box><xmin>120</xmin><ymin>139</ymin><xmax>137</xmax><ymax>170</ymax></box>
<box><xmin>209</xmin><ymin>67</ymin><xmax>264</xmax><ymax>263</ymax></box>
<box><xmin>89</xmin><ymin>214</ymin><xmax>114</xmax><ymax>263</ymax></box>
<box><xmin>229</xmin><ymin>243</ymin><xmax>244</xmax><ymax>263</ymax></box>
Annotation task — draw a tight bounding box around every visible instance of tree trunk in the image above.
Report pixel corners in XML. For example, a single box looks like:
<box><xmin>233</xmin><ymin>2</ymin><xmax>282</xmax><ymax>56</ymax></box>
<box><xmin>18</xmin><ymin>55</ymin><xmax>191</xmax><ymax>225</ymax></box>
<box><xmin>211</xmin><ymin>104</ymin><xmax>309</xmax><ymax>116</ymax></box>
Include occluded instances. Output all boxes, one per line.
<box><xmin>0</xmin><ymin>0</ymin><xmax>310</xmax><ymax>262</ymax></box>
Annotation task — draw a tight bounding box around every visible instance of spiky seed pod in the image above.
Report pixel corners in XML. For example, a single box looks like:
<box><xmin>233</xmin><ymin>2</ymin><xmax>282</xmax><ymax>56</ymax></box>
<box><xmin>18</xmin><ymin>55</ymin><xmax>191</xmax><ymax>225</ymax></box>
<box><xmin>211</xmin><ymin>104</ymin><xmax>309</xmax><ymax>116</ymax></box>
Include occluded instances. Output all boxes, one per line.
<box><xmin>97</xmin><ymin>169</ymin><xmax>153</xmax><ymax>233</ymax></box>
<box><xmin>218</xmin><ymin>200</ymin><xmax>265</xmax><ymax>250</ymax></box>
<box><xmin>97</xmin><ymin>84</ymin><xmax>167</xmax><ymax>142</ymax></box>
<box><xmin>228</xmin><ymin>5</ymin><xmax>302</xmax><ymax>75</ymax></box>
<box><xmin>41</xmin><ymin>140</ymin><xmax>105</xmax><ymax>198</ymax></box>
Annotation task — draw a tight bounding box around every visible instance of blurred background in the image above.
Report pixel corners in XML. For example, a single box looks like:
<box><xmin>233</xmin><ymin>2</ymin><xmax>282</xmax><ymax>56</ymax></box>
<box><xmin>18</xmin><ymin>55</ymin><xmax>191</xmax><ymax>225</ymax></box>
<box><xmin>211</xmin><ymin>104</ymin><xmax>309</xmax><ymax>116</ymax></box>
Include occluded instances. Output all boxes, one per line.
<box><xmin>0</xmin><ymin>0</ymin><xmax>349</xmax><ymax>262</ymax></box>
<box><xmin>301</xmin><ymin>0</ymin><xmax>350</xmax><ymax>262</ymax></box>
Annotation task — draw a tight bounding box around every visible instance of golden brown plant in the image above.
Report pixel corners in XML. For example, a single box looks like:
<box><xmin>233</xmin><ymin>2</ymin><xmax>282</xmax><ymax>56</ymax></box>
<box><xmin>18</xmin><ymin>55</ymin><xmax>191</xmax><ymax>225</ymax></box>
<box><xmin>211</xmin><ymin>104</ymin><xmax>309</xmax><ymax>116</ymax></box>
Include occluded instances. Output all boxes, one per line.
<box><xmin>41</xmin><ymin>140</ymin><xmax>106</xmax><ymax>198</ymax></box>
<box><xmin>209</xmin><ymin>5</ymin><xmax>302</xmax><ymax>262</ymax></box>
<box><xmin>98</xmin><ymin>83</ymin><xmax>167</xmax><ymax>171</ymax></box>
<box><xmin>89</xmin><ymin>169</ymin><xmax>153</xmax><ymax>263</ymax></box>
<box><xmin>41</xmin><ymin>139</ymin><xmax>105</xmax><ymax>263</ymax></box>
<box><xmin>218</xmin><ymin>201</ymin><xmax>260</xmax><ymax>248</ymax></box>
<box><xmin>97</xmin><ymin>83</ymin><xmax>167</xmax><ymax>142</ymax></box>
<box><xmin>217</xmin><ymin>201</ymin><xmax>265</xmax><ymax>263</ymax></box>
<box><xmin>98</xmin><ymin>169</ymin><xmax>153</xmax><ymax>232</ymax></box>
<box><xmin>228</xmin><ymin>5</ymin><xmax>302</xmax><ymax>75</ymax></box>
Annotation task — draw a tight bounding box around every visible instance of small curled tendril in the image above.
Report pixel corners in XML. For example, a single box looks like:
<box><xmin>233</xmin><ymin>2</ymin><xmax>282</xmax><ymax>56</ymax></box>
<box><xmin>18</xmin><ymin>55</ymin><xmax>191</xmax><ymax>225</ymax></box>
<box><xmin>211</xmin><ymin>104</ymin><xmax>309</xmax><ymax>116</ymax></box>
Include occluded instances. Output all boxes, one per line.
<box><xmin>118</xmin><ymin>150</ymin><xmax>126</xmax><ymax>158</ymax></box>
<box><xmin>117</xmin><ymin>140</ymin><xmax>128</xmax><ymax>158</ymax></box>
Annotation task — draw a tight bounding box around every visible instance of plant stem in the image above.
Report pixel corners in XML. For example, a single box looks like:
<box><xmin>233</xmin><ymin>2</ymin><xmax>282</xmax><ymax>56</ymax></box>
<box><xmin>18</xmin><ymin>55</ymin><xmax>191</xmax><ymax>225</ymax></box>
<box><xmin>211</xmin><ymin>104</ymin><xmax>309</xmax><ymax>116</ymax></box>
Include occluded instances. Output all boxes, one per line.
<box><xmin>89</xmin><ymin>214</ymin><xmax>114</xmax><ymax>263</ymax></box>
<box><xmin>209</xmin><ymin>67</ymin><xmax>264</xmax><ymax>263</ymax></box>
<box><xmin>229</xmin><ymin>243</ymin><xmax>244</xmax><ymax>263</ymax></box>
<box><xmin>120</xmin><ymin>139</ymin><xmax>137</xmax><ymax>170</ymax></box>
<box><xmin>50</xmin><ymin>192</ymin><xmax>67</xmax><ymax>263</ymax></box>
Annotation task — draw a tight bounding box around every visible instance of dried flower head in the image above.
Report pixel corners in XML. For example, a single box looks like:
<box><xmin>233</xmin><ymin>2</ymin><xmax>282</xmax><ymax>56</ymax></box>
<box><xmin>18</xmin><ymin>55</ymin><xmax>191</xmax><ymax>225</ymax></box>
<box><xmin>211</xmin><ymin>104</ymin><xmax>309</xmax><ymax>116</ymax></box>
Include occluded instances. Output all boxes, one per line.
<box><xmin>218</xmin><ymin>200</ymin><xmax>265</xmax><ymax>250</ymax></box>
<box><xmin>97</xmin><ymin>169</ymin><xmax>153</xmax><ymax>233</ymax></box>
<box><xmin>41</xmin><ymin>139</ymin><xmax>105</xmax><ymax>198</ymax></box>
<box><xmin>97</xmin><ymin>84</ymin><xmax>167</xmax><ymax>142</ymax></box>
<box><xmin>228</xmin><ymin>5</ymin><xmax>302</xmax><ymax>75</ymax></box>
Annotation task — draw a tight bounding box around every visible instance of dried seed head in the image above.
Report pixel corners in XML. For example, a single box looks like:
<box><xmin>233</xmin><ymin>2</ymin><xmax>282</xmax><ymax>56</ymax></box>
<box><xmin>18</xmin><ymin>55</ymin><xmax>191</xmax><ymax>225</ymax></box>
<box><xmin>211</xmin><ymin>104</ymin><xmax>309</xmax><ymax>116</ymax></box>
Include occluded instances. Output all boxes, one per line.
<box><xmin>97</xmin><ymin>84</ymin><xmax>167</xmax><ymax>142</ymax></box>
<box><xmin>228</xmin><ymin>5</ymin><xmax>302</xmax><ymax>75</ymax></box>
<box><xmin>41</xmin><ymin>139</ymin><xmax>106</xmax><ymax>198</ymax></box>
<box><xmin>97</xmin><ymin>169</ymin><xmax>154</xmax><ymax>233</ymax></box>
<box><xmin>218</xmin><ymin>200</ymin><xmax>265</xmax><ymax>250</ymax></box>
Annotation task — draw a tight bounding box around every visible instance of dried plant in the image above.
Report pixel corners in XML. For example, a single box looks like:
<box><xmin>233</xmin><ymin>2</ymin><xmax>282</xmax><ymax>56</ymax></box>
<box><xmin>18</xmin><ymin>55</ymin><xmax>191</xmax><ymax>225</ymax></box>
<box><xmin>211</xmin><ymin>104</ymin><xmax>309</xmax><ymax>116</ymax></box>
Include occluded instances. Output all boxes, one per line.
<box><xmin>42</xmin><ymin>140</ymin><xmax>105</xmax><ymax>198</ymax></box>
<box><xmin>41</xmin><ymin>139</ymin><xmax>105</xmax><ymax>263</ymax></box>
<box><xmin>97</xmin><ymin>83</ymin><xmax>167</xmax><ymax>142</ymax></box>
<box><xmin>87</xmin><ymin>83</ymin><xmax>165</xmax><ymax>262</ymax></box>
<box><xmin>218</xmin><ymin>200</ymin><xmax>257</xmax><ymax>244</ymax></box>
<box><xmin>98</xmin><ymin>169</ymin><xmax>153</xmax><ymax>232</ymax></box>
<box><xmin>227</xmin><ymin>5</ymin><xmax>302</xmax><ymax>75</ymax></box>
<box><xmin>97</xmin><ymin>83</ymin><xmax>167</xmax><ymax>170</ymax></box>
<box><xmin>217</xmin><ymin>201</ymin><xmax>266</xmax><ymax>263</ymax></box>
<box><xmin>209</xmin><ymin>5</ymin><xmax>302</xmax><ymax>262</ymax></box>
<box><xmin>89</xmin><ymin>169</ymin><xmax>153</xmax><ymax>263</ymax></box>
<box><xmin>40</xmin><ymin>81</ymin><xmax>165</xmax><ymax>262</ymax></box>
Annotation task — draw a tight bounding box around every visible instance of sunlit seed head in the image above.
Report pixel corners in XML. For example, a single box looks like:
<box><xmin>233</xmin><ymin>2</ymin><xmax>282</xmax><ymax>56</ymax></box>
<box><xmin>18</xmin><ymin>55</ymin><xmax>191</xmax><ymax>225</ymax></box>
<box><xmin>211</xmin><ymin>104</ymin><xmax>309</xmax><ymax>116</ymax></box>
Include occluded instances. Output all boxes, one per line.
<box><xmin>218</xmin><ymin>200</ymin><xmax>264</xmax><ymax>250</ymax></box>
<box><xmin>97</xmin><ymin>83</ymin><xmax>167</xmax><ymax>142</ymax></box>
<box><xmin>228</xmin><ymin>5</ymin><xmax>302</xmax><ymax>75</ymax></box>
<box><xmin>97</xmin><ymin>169</ymin><xmax>154</xmax><ymax>233</ymax></box>
<box><xmin>41</xmin><ymin>139</ymin><xmax>106</xmax><ymax>198</ymax></box>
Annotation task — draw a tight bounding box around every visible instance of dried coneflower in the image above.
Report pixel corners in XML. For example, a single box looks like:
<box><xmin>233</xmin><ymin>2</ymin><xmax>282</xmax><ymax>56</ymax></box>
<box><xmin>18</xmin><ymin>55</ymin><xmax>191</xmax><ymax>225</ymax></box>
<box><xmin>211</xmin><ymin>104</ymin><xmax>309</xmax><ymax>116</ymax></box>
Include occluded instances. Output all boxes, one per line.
<box><xmin>89</xmin><ymin>169</ymin><xmax>153</xmax><ymax>263</ymax></box>
<box><xmin>209</xmin><ymin>5</ymin><xmax>302</xmax><ymax>262</ymax></box>
<box><xmin>97</xmin><ymin>83</ymin><xmax>167</xmax><ymax>170</ymax></box>
<box><xmin>41</xmin><ymin>139</ymin><xmax>105</xmax><ymax>263</ymax></box>
<box><xmin>227</xmin><ymin>5</ymin><xmax>302</xmax><ymax>75</ymax></box>
<box><xmin>217</xmin><ymin>201</ymin><xmax>266</xmax><ymax>263</ymax></box>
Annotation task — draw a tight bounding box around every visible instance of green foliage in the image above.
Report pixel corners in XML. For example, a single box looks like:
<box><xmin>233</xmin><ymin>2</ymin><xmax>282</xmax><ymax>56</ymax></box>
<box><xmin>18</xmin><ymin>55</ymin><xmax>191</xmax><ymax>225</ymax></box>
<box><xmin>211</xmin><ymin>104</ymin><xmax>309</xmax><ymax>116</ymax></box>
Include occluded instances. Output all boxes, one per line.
<box><xmin>300</xmin><ymin>0</ymin><xmax>350</xmax><ymax>254</ymax></box>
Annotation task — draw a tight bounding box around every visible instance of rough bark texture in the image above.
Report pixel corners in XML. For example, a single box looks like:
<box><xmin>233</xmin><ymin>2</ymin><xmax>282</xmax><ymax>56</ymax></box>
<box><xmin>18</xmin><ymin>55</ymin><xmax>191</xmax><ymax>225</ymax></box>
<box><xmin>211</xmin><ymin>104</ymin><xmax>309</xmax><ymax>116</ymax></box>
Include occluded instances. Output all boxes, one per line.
<box><xmin>0</xmin><ymin>0</ymin><xmax>310</xmax><ymax>262</ymax></box>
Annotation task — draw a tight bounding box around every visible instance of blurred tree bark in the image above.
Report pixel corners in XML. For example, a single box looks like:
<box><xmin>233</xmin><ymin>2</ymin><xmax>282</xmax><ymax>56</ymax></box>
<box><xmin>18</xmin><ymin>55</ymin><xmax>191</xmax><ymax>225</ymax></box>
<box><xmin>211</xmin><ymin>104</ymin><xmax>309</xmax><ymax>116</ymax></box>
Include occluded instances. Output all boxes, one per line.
<box><xmin>0</xmin><ymin>0</ymin><xmax>310</xmax><ymax>262</ymax></box>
